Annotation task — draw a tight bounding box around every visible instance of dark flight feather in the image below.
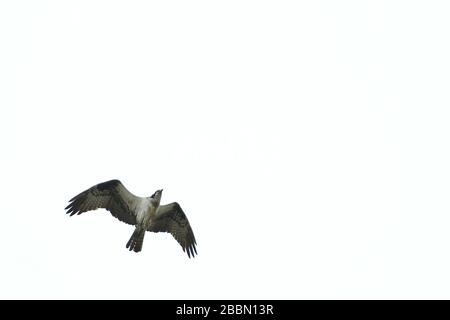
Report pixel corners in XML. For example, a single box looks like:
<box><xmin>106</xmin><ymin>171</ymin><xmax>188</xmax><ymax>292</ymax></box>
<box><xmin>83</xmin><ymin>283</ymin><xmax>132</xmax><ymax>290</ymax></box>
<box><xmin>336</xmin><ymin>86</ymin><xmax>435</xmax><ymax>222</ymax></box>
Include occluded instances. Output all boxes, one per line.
<box><xmin>65</xmin><ymin>179</ymin><xmax>137</xmax><ymax>225</ymax></box>
<box><xmin>149</xmin><ymin>202</ymin><xmax>197</xmax><ymax>258</ymax></box>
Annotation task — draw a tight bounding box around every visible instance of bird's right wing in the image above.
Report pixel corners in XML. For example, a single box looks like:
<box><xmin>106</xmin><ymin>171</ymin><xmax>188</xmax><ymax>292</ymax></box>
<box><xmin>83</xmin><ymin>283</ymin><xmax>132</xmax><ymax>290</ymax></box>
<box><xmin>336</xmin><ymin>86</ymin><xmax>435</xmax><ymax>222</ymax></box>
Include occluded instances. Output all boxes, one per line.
<box><xmin>148</xmin><ymin>202</ymin><xmax>197</xmax><ymax>258</ymax></box>
<box><xmin>65</xmin><ymin>179</ymin><xmax>138</xmax><ymax>225</ymax></box>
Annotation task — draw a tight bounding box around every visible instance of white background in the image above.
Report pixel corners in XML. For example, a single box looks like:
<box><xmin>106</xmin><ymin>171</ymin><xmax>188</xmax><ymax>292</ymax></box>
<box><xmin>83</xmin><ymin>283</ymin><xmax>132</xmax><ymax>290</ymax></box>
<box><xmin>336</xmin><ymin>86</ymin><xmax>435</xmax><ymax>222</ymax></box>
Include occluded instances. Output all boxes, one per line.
<box><xmin>1</xmin><ymin>1</ymin><xmax>450</xmax><ymax>299</ymax></box>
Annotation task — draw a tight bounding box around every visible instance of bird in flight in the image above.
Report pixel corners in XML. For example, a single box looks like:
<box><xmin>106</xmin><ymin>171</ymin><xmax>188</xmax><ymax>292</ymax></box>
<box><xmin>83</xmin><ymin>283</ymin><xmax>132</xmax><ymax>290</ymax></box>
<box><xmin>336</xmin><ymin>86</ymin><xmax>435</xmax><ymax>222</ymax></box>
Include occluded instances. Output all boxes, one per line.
<box><xmin>65</xmin><ymin>179</ymin><xmax>197</xmax><ymax>258</ymax></box>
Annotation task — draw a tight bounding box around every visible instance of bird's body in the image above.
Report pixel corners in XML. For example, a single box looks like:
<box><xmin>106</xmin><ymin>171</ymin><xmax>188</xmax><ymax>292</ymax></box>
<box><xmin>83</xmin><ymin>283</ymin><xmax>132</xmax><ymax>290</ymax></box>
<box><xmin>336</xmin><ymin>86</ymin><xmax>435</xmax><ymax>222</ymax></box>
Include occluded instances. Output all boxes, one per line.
<box><xmin>136</xmin><ymin>197</ymin><xmax>157</xmax><ymax>229</ymax></box>
<box><xmin>65</xmin><ymin>179</ymin><xmax>197</xmax><ymax>258</ymax></box>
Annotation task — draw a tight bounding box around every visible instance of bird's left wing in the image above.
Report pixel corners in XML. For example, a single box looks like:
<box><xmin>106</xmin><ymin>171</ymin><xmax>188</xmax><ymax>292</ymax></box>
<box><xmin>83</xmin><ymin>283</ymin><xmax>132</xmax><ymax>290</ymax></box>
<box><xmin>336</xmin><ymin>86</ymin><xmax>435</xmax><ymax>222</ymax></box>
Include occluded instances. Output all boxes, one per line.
<box><xmin>148</xmin><ymin>202</ymin><xmax>197</xmax><ymax>258</ymax></box>
<box><xmin>65</xmin><ymin>179</ymin><xmax>138</xmax><ymax>225</ymax></box>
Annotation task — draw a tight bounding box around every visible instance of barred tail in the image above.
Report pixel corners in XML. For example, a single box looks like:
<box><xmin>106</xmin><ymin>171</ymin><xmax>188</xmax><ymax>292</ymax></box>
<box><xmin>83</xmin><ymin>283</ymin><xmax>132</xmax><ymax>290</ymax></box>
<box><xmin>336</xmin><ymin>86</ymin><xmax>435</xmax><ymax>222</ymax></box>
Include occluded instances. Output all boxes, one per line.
<box><xmin>126</xmin><ymin>227</ymin><xmax>145</xmax><ymax>252</ymax></box>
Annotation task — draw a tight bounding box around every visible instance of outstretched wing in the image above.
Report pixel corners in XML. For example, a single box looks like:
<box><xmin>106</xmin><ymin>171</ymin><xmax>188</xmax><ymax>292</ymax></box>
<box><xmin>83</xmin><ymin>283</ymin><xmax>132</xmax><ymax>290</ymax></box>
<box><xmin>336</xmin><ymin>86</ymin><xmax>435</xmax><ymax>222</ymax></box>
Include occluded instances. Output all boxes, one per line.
<box><xmin>149</xmin><ymin>202</ymin><xmax>197</xmax><ymax>258</ymax></box>
<box><xmin>65</xmin><ymin>179</ymin><xmax>138</xmax><ymax>225</ymax></box>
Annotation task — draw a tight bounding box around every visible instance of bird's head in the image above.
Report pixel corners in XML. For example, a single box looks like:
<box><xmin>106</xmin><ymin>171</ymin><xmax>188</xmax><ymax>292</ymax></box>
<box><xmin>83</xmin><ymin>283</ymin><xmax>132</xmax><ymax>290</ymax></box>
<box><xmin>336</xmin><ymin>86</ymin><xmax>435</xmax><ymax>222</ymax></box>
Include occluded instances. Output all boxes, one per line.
<box><xmin>150</xmin><ymin>189</ymin><xmax>163</xmax><ymax>203</ymax></box>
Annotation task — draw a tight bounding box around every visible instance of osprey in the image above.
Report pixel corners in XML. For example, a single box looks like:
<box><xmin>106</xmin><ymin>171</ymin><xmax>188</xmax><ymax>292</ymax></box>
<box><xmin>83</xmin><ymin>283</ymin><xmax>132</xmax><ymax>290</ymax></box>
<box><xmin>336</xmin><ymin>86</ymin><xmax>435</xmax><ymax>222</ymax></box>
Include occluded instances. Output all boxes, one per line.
<box><xmin>65</xmin><ymin>179</ymin><xmax>197</xmax><ymax>258</ymax></box>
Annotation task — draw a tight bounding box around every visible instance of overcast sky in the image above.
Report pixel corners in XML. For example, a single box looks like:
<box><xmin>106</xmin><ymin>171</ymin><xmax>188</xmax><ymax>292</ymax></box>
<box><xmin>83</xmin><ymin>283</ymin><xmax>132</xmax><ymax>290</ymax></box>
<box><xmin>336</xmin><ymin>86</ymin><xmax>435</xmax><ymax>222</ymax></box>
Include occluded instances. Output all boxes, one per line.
<box><xmin>1</xmin><ymin>1</ymin><xmax>450</xmax><ymax>299</ymax></box>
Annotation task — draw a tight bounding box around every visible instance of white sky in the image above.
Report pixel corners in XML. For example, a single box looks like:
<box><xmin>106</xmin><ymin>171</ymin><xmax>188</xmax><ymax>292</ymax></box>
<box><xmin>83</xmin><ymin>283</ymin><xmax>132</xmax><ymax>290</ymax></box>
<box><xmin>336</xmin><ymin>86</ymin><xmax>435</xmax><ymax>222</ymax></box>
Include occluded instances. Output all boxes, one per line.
<box><xmin>1</xmin><ymin>1</ymin><xmax>450</xmax><ymax>299</ymax></box>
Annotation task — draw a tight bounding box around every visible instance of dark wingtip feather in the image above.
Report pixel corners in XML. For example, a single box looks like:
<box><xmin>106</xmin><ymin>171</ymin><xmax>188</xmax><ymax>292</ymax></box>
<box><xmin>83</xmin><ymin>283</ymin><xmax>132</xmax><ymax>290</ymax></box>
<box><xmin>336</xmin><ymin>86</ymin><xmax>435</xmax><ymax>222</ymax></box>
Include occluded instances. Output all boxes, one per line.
<box><xmin>65</xmin><ymin>203</ymin><xmax>75</xmax><ymax>215</ymax></box>
<box><xmin>65</xmin><ymin>191</ymin><xmax>87</xmax><ymax>216</ymax></box>
<box><xmin>186</xmin><ymin>243</ymin><xmax>198</xmax><ymax>259</ymax></box>
<box><xmin>66</xmin><ymin>205</ymin><xmax>78</xmax><ymax>216</ymax></box>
